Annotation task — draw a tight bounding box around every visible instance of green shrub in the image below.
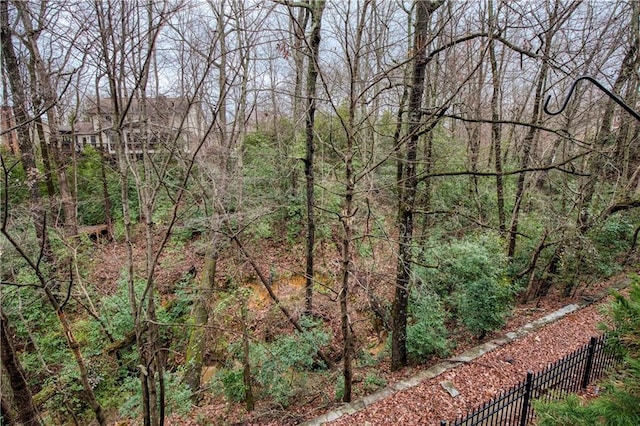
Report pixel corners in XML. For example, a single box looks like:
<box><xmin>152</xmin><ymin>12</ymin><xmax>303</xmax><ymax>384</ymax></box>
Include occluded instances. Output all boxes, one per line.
<box><xmin>215</xmin><ymin>316</ymin><xmax>331</xmax><ymax>407</ymax></box>
<box><xmin>116</xmin><ymin>371</ymin><xmax>192</xmax><ymax>420</ymax></box>
<box><xmin>73</xmin><ymin>147</ymin><xmax>120</xmax><ymax>225</ymax></box>
<box><xmin>363</xmin><ymin>373</ymin><xmax>386</xmax><ymax>393</ymax></box>
<box><xmin>219</xmin><ymin>368</ymin><xmax>247</xmax><ymax>403</ymax></box>
<box><xmin>415</xmin><ymin>232</ymin><xmax>515</xmax><ymax>338</ymax></box>
<box><xmin>0</xmin><ymin>149</ymin><xmax>29</xmax><ymax>206</ymax></box>
<box><xmin>455</xmin><ymin>275</ymin><xmax>513</xmax><ymax>338</ymax></box>
<box><xmin>406</xmin><ymin>291</ymin><xmax>450</xmax><ymax>362</ymax></box>
<box><xmin>535</xmin><ymin>276</ymin><xmax>640</xmax><ymax>425</ymax></box>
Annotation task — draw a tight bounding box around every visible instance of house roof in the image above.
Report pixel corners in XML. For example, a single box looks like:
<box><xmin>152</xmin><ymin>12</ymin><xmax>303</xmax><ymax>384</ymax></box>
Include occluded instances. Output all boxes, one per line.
<box><xmin>59</xmin><ymin>121</ymin><xmax>95</xmax><ymax>135</ymax></box>
<box><xmin>83</xmin><ymin>96</ymin><xmax>191</xmax><ymax>119</ymax></box>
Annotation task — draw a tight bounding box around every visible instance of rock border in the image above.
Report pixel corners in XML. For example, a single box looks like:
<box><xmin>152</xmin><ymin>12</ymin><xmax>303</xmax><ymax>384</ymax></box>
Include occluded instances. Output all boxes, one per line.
<box><xmin>301</xmin><ymin>304</ymin><xmax>581</xmax><ymax>425</ymax></box>
<box><xmin>302</xmin><ymin>275</ymin><xmax>633</xmax><ymax>425</ymax></box>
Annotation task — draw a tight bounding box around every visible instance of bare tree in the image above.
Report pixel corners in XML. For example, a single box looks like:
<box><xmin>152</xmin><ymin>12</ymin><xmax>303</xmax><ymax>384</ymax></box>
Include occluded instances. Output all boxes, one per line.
<box><xmin>12</xmin><ymin>0</ymin><xmax>79</xmax><ymax>235</ymax></box>
<box><xmin>391</xmin><ymin>0</ymin><xmax>444</xmax><ymax>371</ymax></box>
<box><xmin>506</xmin><ymin>0</ymin><xmax>582</xmax><ymax>257</ymax></box>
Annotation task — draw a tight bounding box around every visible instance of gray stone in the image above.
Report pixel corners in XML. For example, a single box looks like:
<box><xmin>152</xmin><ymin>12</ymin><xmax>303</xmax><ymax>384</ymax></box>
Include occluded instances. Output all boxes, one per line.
<box><xmin>441</xmin><ymin>381</ymin><xmax>460</xmax><ymax>398</ymax></box>
<box><xmin>299</xmin><ymin>302</ymin><xmax>594</xmax><ymax>426</ymax></box>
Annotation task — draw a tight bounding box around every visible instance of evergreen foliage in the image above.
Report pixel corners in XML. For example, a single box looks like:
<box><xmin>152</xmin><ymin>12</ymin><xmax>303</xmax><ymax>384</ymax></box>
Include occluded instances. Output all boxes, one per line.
<box><xmin>415</xmin><ymin>233</ymin><xmax>515</xmax><ymax>338</ymax></box>
<box><xmin>214</xmin><ymin>316</ymin><xmax>331</xmax><ymax>407</ymax></box>
<box><xmin>405</xmin><ymin>288</ymin><xmax>450</xmax><ymax>361</ymax></box>
<box><xmin>535</xmin><ymin>277</ymin><xmax>640</xmax><ymax>425</ymax></box>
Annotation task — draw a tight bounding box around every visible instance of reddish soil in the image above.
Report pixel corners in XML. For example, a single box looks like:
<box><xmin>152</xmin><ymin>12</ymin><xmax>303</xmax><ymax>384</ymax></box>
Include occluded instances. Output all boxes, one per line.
<box><xmin>89</xmin><ymin>232</ymin><xmax>634</xmax><ymax>425</ymax></box>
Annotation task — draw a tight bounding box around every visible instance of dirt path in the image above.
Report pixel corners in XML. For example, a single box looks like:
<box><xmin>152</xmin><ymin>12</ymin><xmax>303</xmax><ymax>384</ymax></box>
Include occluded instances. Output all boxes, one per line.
<box><xmin>313</xmin><ymin>300</ymin><xmax>611</xmax><ymax>425</ymax></box>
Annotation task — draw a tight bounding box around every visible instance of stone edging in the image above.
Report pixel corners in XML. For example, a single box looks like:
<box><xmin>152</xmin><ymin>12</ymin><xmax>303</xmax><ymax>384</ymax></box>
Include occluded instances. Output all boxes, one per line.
<box><xmin>300</xmin><ymin>303</ymin><xmax>587</xmax><ymax>425</ymax></box>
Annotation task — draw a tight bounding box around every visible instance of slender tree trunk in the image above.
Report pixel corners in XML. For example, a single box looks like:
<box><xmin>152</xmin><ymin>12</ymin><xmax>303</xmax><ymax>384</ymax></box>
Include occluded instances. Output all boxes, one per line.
<box><xmin>339</xmin><ymin>182</ymin><xmax>354</xmax><ymax>402</ymax></box>
<box><xmin>337</xmin><ymin>0</ymin><xmax>372</xmax><ymax>401</ymax></box>
<box><xmin>488</xmin><ymin>0</ymin><xmax>505</xmax><ymax>234</ymax></box>
<box><xmin>95</xmin><ymin>86</ymin><xmax>113</xmax><ymax>237</ymax></box>
<box><xmin>576</xmin><ymin>36</ymin><xmax>638</xmax><ymax>233</ymax></box>
<box><xmin>291</xmin><ymin>5</ymin><xmax>309</xmax><ymax>125</ymax></box>
<box><xmin>0</xmin><ymin>229</ymin><xmax>107</xmax><ymax>426</ymax></box>
<box><xmin>14</xmin><ymin>0</ymin><xmax>77</xmax><ymax>236</ymax></box>
<box><xmin>0</xmin><ymin>0</ymin><xmax>50</xmax><ymax>260</ymax></box>
<box><xmin>46</xmin><ymin>288</ymin><xmax>106</xmax><ymax>425</ymax></box>
<box><xmin>0</xmin><ymin>309</ymin><xmax>41</xmax><ymax>426</ymax></box>
<box><xmin>240</xmin><ymin>295</ymin><xmax>254</xmax><ymax>411</ymax></box>
<box><xmin>507</xmin><ymin>0</ymin><xmax>581</xmax><ymax>257</ymax></box>
<box><xmin>2</xmin><ymin>9</ymin><xmax>103</xmax><ymax>415</ymax></box>
<box><xmin>232</xmin><ymin>234</ymin><xmax>335</xmax><ymax>369</ymax></box>
<box><xmin>391</xmin><ymin>0</ymin><xmax>443</xmax><ymax>371</ymax></box>
<box><xmin>184</xmin><ymin>244</ymin><xmax>217</xmax><ymax>398</ymax></box>
<box><xmin>31</xmin><ymin>114</ymin><xmax>55</xmax><ymax>198</ymax></box>
<box><xmin>468</xmin><ymin>28</ymin><xmax>486</xmax><ymax>219</ymax></box>
<box><xmin>303</xmin><ymin>0</ymin><xmax>325</xmax><ymax>316</ymax></box>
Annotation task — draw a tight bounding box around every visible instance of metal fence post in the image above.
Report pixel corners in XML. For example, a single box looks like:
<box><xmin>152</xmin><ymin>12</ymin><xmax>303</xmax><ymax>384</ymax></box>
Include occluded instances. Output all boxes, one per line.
<box><xmin>520</xmin><ymin>371</ymin><xmax>534</xmax><ymax>426</ymax></box>
<box><xmin>582</xmin><ymin>336</ymin><xmax>597</xmax><ymax>389</ymax></box>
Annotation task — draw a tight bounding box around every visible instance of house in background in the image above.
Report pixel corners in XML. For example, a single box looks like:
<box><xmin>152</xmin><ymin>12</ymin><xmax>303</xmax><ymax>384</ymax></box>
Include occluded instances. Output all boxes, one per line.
<box><xmin>1</xmin><ymin>96</ymin><xmax>206</xmax><ymax>159</ymax></box>
<box><xmin>80</xmin><ymin>96</ymin><xmax>206</xmax><ymax>157</ymax></box>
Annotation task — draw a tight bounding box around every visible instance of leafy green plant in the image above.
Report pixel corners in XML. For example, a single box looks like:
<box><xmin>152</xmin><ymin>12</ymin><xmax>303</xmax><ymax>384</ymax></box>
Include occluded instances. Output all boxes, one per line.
<box><xmin>455</xmin><ymin>275</ymin><xmax>513</xmax><ymax>338</ymax></box>
<box><xmin>356</xmin><ymin>349</ymin><xmax>379</xmax><ymax>368</ymax></box>
<box><xmin>535</xmin><ymin>276</ymin><xmax>640</xmax><ymax>425</ymax></box>
<box><xmin>416</xmin><ymin>232</ymin><xmax>515</xmax><ymax>338</ymax></box>
<box><xmin>117</xmin><ymin>371</ymin><xmax>192</xmax><ymax>420</ymax></box>
<box><xmin>219</xmin><ymin>367</ymin><xmax>247</xmax><ymax>403</ymax></box>
<box><xmin>363</xmin><ymin>373</ymin><xmax>386</xmax><ymax>393</ymax></box>
<box><xmin>406</xmin><ymin>291</ymin><xmax>450</xmax><ymax>362</ymax></box>
<box><xmin>72</xmin><ymin>147</ymin><xmax>120</xmax><ymax>225</ymax></box>
<box><xmin>214</xmin><ymin>316</ymin><xmax>331</xmax><ymax>407</ymax></box>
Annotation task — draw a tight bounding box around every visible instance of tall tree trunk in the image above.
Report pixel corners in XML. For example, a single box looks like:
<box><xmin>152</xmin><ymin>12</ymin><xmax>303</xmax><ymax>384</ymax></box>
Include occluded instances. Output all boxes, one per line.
<box><xmin>0</xmin><ymin>0</ymin><xmax>50</xmax><ymax>260</ymax></box>
<box><xmin>576</xmin><ymin>30</ymin><xmax>638</xmax><ymax>233</ymax></box>
<box><xmin>0</xmin><ymin>309</ymin><xmax>41</xmax><ymax>426</ymax></box>
<box><xmin>337</xmin><ymin>0</ymin><xmax>371</xmax><ymax>402</ymax></box>
<box><xmin>1</xmin><ymin>395</ymin><xmax>16</xmax><ymax>426</ymax></box>
<box><xmin>95</xmin><ymin>86</ymin><xmax>113</xmax><ymax>237</ymax></box>
<box><xmin>184</xmin><ymin>244</ymin><xmax>217</xmax><ymax>398</ymax></box>
<box><xmin>391</xmin><ymin>0</ymin><xmax>443</xmax><ymax>371</ymax></box>
<box><xmin>240</xmin><ymin>294</ymin><xmax>254</xmax><ymax>411</ymax></box>
<box><xmin>488</xmin><ymin>0</ymin><xmax>505</xmax><ymax>234</ymax></box>
<box><xmin>14</xmin><ymin>0</ymin><xmax>78</xmax><ymax>236</ymax></box>
<box><xmin>303</xmin><ymin>0</ymin><xmax>325</xmax><ymax>316</ymax></box>
<box><xmin>506</xmin><ymin>0</ymin><xmax>581</xmax><ymax>257</ymax></box>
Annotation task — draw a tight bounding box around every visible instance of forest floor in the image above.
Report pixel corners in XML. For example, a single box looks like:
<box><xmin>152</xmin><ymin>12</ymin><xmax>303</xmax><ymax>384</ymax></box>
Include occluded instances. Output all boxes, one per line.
<box><xmin>319</xmin><ymin>295</ymin><xmax>615</xmax><ymax>425</ymax></box>
<box><xmin>90</xmin><ymin>232</ymin><xmax>636</xmax><ymax>425</ymax></box>
<box><xmin>165</xmin><ymin>270</ymin><xmax>632</xmax><ymax>426</ymax></box>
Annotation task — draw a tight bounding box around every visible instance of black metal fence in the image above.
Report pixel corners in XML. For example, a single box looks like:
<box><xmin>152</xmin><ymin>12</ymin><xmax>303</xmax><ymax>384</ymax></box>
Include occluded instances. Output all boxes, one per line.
<box><xmin>442</xmin><ymin>334</ymin><xmax>621</xmax><ymax>426</ymax></box>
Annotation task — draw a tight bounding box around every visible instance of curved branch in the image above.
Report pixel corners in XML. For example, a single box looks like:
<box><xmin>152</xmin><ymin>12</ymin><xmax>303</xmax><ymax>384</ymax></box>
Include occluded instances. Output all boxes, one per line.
<box><xmin>544</xmin><ymin>75</ymin><xmax>640</xmax><ymax>121</ymax></box>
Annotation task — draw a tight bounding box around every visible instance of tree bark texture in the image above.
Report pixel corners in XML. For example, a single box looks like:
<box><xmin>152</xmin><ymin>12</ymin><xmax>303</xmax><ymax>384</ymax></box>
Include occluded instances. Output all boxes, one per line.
<box><xmin>0</xmin><ymin>0</ymin><xmax>51</xmax><ymax>261</ymax></box>
<box><xmin>0</xmin><ymin>309</ymin><xmax>41</xmax><ymax>426</ymax></box>
<box><xmin>391</xmin><ymin>0</ymin><xmax>444</xmax><ymax>371</ymax></box>
<box><xmin>304</xmin><ymin>0</ymin><xmax>325</xmax><ymax>316</ymax></box>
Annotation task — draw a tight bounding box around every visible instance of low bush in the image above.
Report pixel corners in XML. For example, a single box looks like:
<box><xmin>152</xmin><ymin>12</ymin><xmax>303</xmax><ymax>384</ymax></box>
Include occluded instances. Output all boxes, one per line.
<box><xmin>406</xmin><ymin>291</ymin><xmax>450</xmax><ymax>362</ymax></box>
<box><xmin>215</xmin><ymin>316</ymin><xmax>331</xmax><ymax>407</ymax></box>
<box><xmin>535</xmin><ymin>276</ymin><xmax>640</xmax><ymax>425</ymax></box>
<box><xmin>415</xmin><ymin>232</ymin><xmax>515</xmax><ymax>338</ymax></box>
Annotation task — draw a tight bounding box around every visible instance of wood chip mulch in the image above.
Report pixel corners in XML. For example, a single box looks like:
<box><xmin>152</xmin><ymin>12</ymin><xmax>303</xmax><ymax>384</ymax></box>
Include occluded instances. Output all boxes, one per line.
<box><xmin>328</xmin><ymin>301</ymin><xmax>610</xmax><ymax>425</ymax></box>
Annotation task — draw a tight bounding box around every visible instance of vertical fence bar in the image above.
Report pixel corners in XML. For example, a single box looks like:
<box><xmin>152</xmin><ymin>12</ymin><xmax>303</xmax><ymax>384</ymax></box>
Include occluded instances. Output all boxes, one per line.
<box><xmin>582</xmin><ymin>336</ymin><xmax>597</xmax><ymax>389</ymax></box>
<box><xmin>445</xmin><ymin>334</ymin><xmax>622</xmax><ymax>426</ymax></box>
<box><xmin>520</xmin><ymin>371</ymin><xmax>533</xmax><ymax>426</ymax></box>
